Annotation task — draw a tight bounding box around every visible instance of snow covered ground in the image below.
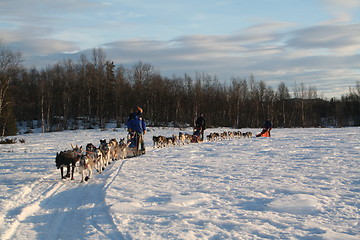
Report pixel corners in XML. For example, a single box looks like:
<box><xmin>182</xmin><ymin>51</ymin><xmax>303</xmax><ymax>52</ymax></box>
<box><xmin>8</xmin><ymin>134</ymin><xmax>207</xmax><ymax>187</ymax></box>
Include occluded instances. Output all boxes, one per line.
<box><xmin>0</xmin><ymin>127</ymin><xmax>359</xmax><ymax>240</ymax></box>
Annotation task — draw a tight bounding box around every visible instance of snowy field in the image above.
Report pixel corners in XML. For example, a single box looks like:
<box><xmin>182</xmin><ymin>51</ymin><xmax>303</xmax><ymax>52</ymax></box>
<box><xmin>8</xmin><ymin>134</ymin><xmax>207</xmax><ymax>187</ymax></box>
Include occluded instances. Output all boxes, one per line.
<box><xmin>0</xmin><ymin>127</ymin><xmax>359</xmax><ymax>240</ymax></box>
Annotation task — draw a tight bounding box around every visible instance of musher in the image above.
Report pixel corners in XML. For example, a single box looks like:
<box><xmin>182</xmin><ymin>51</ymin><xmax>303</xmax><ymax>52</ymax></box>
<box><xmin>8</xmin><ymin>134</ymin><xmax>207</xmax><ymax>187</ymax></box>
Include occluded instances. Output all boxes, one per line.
<box><xmin>126</xmin><ymin>106</ymin><xmax>146</xmax><ymax>154</ymax></box>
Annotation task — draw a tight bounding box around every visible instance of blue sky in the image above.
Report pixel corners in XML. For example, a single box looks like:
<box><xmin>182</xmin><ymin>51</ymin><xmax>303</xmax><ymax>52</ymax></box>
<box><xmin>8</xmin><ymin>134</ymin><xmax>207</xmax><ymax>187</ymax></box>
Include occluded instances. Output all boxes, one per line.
<box><xmin>1</xmin><ymin>0</ymin><xmax>360</xmax><ymax>98</ymax></box>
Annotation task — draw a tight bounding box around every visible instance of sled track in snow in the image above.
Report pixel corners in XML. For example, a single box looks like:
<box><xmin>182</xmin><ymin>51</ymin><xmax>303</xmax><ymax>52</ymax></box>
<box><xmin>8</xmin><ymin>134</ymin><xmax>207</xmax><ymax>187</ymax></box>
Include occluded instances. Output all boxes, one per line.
<box><xmin>2</xmin><ymin>175</ymin><xmax>64</xmax><ymax>240</ymax></box>
<box><xmin>1</xmin><ymin>158</ymin><xmax>130</xmax><ymax>240</ymax></box>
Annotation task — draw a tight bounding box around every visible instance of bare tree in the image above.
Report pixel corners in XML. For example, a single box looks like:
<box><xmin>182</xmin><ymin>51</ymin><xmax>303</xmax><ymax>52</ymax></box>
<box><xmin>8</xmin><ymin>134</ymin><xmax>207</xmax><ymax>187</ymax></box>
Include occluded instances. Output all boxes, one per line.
<box><xmin>276</xmin><ymin>82</ymin><xmax>290</xmax><ymax>127</ymax></box>
<box><xmin>92</xmin><ymin>48</ymin><xmax>107</xmax><ymax>128</ymax></box>
<box><xmin>0</xmin><ymin>40</ymin><xmax>22</xmax><ymax>136</ymax></box>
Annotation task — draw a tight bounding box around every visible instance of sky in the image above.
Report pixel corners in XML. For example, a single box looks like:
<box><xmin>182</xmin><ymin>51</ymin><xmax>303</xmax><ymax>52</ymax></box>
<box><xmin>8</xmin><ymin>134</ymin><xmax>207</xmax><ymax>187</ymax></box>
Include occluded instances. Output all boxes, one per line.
<box><xmin>1</xmin><ymin>0</ymin><xmax>360</xmax><ymax>98</ymax></box>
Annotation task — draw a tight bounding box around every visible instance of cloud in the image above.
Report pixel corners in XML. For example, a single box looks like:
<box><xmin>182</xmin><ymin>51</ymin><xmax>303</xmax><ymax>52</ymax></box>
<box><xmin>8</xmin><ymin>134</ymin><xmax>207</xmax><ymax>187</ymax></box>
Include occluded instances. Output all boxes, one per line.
<box><xmin>321</xmin><ymin>0</ymin><xmax>360</xmax><ymax>22</ymax></box>
<box><xmin>16</xmin><ymin>18</ymin><xmax>355</xmax><ymax>99</ymax></box>
<box><xmin>99</xmin><ymin>21</ymin><xmax>360</xmax><ymax>98</ymax></box>
<box><xmin>1</xmin><ymin>0</ymin><xmax>358</xmax><ymax>98</ymax></box>
<box><xmin>286</xmin><ymin>23</ymin><xmax>360</xmax><ymax>55</ymax></box>
<box><xmin>1</xmin><ymin>24</ymin><xmax>80</xmax><ymax>58</ymax></box>
<box><xmin>0</xmin><ymin>0</ymin><xmax>101</xmax><ymax>14</ymax></box>
<box><xmin>16</xmin><ymin>39</ymin><xmax>80</xmax><ymax>56</ymax></box>
<box><xmin>0</xmin><ymin>0</ymin><xmax>116</xmax><ymax>46</ymax></box>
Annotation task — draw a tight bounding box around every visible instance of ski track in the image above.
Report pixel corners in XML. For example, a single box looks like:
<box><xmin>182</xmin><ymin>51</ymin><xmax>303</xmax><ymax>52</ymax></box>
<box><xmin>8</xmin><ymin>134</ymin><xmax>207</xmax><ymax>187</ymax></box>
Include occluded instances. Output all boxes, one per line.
<box><xmin>0</xmin><ymin>127</ymin><xmax>359</xmax><ymax>239</ymax></box>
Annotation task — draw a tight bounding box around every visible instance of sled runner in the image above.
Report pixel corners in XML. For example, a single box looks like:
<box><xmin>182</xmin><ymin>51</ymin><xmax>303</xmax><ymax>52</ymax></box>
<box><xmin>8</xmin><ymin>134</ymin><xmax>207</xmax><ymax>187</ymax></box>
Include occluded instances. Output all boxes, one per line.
<box><xmin>127</xmin><ymin>132</ymin><xmax>145</xmax><ymax>157</ymax></box>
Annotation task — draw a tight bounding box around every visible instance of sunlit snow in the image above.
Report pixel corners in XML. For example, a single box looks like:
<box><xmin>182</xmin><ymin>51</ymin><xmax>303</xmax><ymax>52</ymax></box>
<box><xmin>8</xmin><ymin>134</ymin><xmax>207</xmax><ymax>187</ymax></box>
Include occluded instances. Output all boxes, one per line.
<box><xmin>0</xmin><ymin>127</ymin><xmax>359</xmax><ymax>239</ymax></box>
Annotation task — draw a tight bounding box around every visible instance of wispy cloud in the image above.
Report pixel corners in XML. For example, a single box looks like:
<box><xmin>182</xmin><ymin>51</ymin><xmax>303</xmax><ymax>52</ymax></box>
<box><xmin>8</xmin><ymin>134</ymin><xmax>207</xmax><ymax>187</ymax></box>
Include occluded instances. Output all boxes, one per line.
<box><xmin>101</xmin><ymin>20</ymin><xmax>359</xmax><ymax>98</ymax></box>
<box><xmin>286</xmin><ymin>23</ymin><xmax>360</xmax><ymax>55</ymax></box>
<box><xmin>321</xmin><ymin>0</ymin><xmax>360</xmax><ymax>22</ymax></box>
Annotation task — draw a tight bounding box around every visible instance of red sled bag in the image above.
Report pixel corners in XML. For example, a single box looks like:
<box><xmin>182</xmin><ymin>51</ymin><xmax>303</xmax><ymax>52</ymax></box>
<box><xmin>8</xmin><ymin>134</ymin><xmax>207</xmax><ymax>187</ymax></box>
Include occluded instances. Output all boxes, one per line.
<box><xmin>256</xmin><ymin>128</ymin><xmax>271</xmax><ymax>137</ymax></box>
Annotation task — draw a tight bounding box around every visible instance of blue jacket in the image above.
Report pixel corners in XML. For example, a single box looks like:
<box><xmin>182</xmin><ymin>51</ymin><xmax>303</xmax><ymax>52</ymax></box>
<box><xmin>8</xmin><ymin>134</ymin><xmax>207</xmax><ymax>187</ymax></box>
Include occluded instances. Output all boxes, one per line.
<box><xmin>264</xmin><ymin>120</ymin><xmax>272</xmax><ymax>130</ymax></box>
<box><xmin>127</xmin><ymin>112</ymin><xmax>146</xmax><ymax>133</ymax></box>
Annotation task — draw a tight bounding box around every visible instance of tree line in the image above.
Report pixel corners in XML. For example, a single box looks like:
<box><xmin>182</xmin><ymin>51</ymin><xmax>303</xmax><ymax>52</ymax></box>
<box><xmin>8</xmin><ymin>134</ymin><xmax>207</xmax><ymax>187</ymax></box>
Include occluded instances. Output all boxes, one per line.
<box><xmin>1</xmin><ymin>44</ymin><xmax>360</xmax><ymax>136</ymax></box>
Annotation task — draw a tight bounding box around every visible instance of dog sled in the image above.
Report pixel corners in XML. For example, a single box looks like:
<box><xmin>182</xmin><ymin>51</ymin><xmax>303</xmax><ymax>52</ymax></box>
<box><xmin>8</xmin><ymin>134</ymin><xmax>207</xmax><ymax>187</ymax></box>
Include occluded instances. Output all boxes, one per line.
<box><xmin>127</xmin><ymin>132</ymin><xmax>145</xmax><ymax>157</ymax></box>
<box><xmin>256</xmin><ymin>128</ymin><xmax>271</xmax><ymax>137</ymax></box>
<box><xmin>191</xmin><ymin>128</ymin><xmax>201</xmax><ymax>143</ymax></box>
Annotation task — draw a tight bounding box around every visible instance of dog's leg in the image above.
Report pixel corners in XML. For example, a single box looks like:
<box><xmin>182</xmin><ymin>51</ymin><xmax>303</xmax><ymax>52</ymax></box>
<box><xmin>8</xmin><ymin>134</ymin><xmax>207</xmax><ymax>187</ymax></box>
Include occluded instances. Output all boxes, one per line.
<box><xmin>88</xmin><ymin>167</ymin><xmax>93</xmax><ymax>181</ymax></box>
<box><xmin>107</xmin><ymin>152</ymin><xmax>111</xmax><ymax>164</ymax></box>
<box><xmin>60</xmin><ymin>167</ymin><xmax>66</xmax><ymax>179</ymax></box>
<box><xmin>122</xmin><ymin>149</ymin><xmax>126</xmax><ymax>159</ymax></box>
<box><xmin>95</xmin><ymin>158</ymin><xmax>100</xmax><ymax>173</ymax></box>
<box><xmin>99</xmin><ymin>157</ymin><xmax>103</xmax><ymax>172</ymax></box>
<box><xmin>81</xmin><ymin>168</ymin><xmax>85</xmax><ymax>182</ymax></box>
<box><xmin>71</xmin><ymin>164</ymin><xmax>75</xmax><ymax>180</ymax></box>
<box><xmin>66</xmin><ymin>165</ymin><xmax>71</xmax><ymax>178</ymax></box>
<box><xmin>101</xmin><ymin>156</ymin><xmax>105</xmax><ymax>171</ymax></box>
<box><xmin>104</xmin><ymin>152</ymin><xmax>108</xmax><ymax>167</ymax></box>
<box><xmin>100</xmin><ymin>154</ymin><xmax>105</xmax><ymax>171</ymax></box>
<box><xmin>103</xmin><ymin>152</ymin><xmax>108</xmax><ymax>167</ymax></box>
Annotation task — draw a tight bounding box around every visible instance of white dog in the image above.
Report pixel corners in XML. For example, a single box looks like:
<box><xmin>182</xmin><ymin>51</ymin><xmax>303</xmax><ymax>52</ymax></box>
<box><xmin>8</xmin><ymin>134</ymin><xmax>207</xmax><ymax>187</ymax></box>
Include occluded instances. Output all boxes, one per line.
<box><xmin>79</xmin><ymin>155</ymin><xmax>95</xmax><ymax>182</ymax></box>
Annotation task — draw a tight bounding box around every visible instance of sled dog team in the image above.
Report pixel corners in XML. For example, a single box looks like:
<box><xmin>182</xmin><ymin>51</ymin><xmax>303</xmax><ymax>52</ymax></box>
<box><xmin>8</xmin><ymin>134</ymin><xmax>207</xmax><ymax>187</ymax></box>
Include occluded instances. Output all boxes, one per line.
<box><xmin>206</xmin><ymin>131</ymin><xmax>253</xmax><ymax>141</ymax></box>
<box><xmin>56</xmin><ymin>130</ymin><xmax>254</xmax><ymax>182</ymax></box>
<box><xmin>152</xmin><ymin>130</ymin><xmax>253</xmax><ymax>148</ymax></box>
<box><xmin>55</xmin><ymin>138</ymin><xmax>130</xmax><ymax>182</ymax></box>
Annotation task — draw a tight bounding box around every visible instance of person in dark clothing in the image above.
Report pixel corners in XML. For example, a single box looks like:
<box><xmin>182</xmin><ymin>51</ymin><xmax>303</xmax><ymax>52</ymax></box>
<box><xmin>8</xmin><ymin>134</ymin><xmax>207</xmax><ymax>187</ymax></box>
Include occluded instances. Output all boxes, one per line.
<box><xmin>256</xmin><ymin>118</ymin><xmax>272</xmax><ymax>137</ymax></box>
<box><xmin>264</xmin><ymin>118</ymin><xmax>272</xmax><ymax>131</ymax></box>
<box><xmin>126</xmin><ymin>106</ymin><xmax>146</xmax><ymax>153</ymax></box>
<box><xmin>195</xmin><ymin>113</ymin><xmax>206</xmax><ymax>141</ymax></box>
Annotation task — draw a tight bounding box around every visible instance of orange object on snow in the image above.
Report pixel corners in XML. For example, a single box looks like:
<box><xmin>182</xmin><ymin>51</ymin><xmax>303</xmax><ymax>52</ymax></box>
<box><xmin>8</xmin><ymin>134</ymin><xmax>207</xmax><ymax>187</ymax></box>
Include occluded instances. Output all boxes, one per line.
<box><xmin>256</xmin><ymin>128</ymin><xmax>271</xmax><ymax>137</ymax></box>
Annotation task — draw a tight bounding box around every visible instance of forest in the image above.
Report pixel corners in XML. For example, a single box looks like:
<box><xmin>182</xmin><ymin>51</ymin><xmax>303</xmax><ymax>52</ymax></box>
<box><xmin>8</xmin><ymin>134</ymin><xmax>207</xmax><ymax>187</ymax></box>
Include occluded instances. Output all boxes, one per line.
<box><xmin>1</xmin><ymin>44</ymin><xmax>360</xmax><ymax>137</ymax></box>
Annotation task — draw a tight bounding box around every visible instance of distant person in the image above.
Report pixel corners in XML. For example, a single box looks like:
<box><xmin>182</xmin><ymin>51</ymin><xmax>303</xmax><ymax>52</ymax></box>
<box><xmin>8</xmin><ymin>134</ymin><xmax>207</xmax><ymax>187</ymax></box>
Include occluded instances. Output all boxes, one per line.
<box><xmin>256</xmin><ymin>118</ymin><xmax>272</xmax><ymax>137</ymax></box>
<box><xmin>126</xmin><ymin>106</ymin><xmax>146</xmax><ymax>154</ymax></box>
<box><xmin>195</xmin><ymin>113</ymin><xmax>206</xmax><ymax>141</ymax></box>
